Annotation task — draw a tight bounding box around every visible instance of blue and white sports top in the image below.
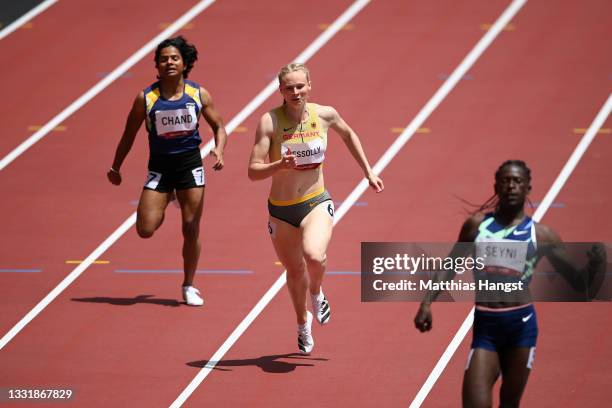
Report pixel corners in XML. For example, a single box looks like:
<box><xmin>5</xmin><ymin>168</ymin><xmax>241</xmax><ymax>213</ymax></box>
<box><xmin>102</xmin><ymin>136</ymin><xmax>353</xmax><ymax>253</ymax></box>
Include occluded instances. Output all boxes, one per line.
<box><xmin>474</xmin><ymin>213</ymin><xmax>538</xmax><ymax>285</ymax></box>
<box><xmin>143</xmin><ymin>79</ymin><xmax>203</xmax><ymax>155</ymax></box>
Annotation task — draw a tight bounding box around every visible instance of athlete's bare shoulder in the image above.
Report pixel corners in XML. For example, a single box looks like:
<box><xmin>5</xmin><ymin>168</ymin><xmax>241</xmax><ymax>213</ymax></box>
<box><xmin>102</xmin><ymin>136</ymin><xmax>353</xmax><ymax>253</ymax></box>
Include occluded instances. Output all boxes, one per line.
<box><xmin>459</xmin><ymin>213</ymin><xmax>486</xmax><ymax>242</ymax></box>
<box><xmin>312</xmin><ymin>103</ymin><xmax>338</xmax><ymax>124</ymax></box>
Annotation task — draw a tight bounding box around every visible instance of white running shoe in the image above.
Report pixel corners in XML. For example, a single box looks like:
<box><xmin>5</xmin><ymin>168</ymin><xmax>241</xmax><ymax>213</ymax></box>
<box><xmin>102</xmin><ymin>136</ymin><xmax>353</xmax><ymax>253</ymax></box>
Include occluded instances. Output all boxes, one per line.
<box><xmin>298</xmin><ymin>311</ymin><xmax>314</xmax><ymax>355</ymax></box>
<box><xmin>182</xmin><ymin>285</ymin><xmax>204</xmax><ymax>306</ymax></box>
<box><xmin>312</xmin><ymin>290</ymin><xmax>331</xmax><ymax>325</ymax></box>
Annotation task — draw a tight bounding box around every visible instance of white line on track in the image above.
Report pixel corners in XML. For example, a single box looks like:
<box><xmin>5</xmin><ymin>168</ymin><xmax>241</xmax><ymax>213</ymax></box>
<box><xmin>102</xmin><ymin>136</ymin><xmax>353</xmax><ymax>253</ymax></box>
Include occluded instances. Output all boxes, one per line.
<box><xmin>170</xmin><ymin>0</ymin><xmax>534</xmax><ymax>405</ymax></box>
<box><xmin>0</xmin><ymin>0</ymin><xmax>58</xmax><ymax>41</ymax></box>
<box><xmin>0</xmin><ymin>0</ymin><xmax>216</xmax><ymax>171</ymax></box>
<box><xmin>0</xmin><ymin>0</ymin><xmax>371</xmax><ymax>351</ymax></box>
<box><xmin>408</xmin><ymin>97</ymin><xmax>612</xmax><ymax>408</ymax></box>
<box><xmin>170</xmin><ymin>1</ymin><xmax>372</xmax><ymax>405</ymax></box>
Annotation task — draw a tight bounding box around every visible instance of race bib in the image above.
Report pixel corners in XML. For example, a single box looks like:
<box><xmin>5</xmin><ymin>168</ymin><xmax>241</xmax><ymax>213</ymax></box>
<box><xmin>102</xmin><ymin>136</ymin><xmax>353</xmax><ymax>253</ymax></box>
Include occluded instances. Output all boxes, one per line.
<box><xmin>475</xmin><ymin>237</ymin><xmax>528</xmax><ymax>276</ymax></box>
<box><xmin>191</xmin><ymin>167</ymin><xmax>205</xmax><ymax>186</ymax></box>
<box><xmin>155</xmin><ymin>106</ymin><xmax>197</xmax><ymax>138</ymax></box>
<box><xmin>281</xmin><ymin>138</ymin><xmax>325</xmax><ymax>167</ymax></box>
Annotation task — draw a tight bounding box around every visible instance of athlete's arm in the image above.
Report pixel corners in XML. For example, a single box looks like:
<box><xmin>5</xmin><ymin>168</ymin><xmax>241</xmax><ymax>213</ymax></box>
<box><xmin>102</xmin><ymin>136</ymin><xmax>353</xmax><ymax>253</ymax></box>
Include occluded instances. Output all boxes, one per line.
<box><xmin>414</xmin><ymin>214</ymin><xmax>482</xmax><ymax>332</ymax></box>
<box><xmin>536</xmin><ymin>224</ymin><xmax>606</xmax><ymax>294</ymax></box>
<box><xmin>322</xmin><ymin>105</ymin><xmax>383</xmax><ymax>192</ymax></box>
<box><xmin>108</xmin><ymin>91</ymin><xmax>146</xmax><ymax>185</ymax></box>
<box><xmin>248</xmin><ymin>112</ymin><xmax>297</xmax><ymax>180</ymax></box>
<box><xmin>200</xmin><ymin>87</ymin><xmax>227</xmax><ymax>171</ymax></box>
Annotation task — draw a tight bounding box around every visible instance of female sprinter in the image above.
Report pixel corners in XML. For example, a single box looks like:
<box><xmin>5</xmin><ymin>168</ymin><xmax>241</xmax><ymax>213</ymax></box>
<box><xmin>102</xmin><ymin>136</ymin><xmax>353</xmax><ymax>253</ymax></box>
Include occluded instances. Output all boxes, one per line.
<box><xmin>107</xmin><ymin>36</ymin><xmax>227</xmax><ymax>307</ymax></box>
<box><xmin>248</xmin><ymin>63</ymin><xmax>384</xmax><ymax>354</ymax></box>
<box><xmin>414</xmin><ymin>160</ymin><xmax>605</xmax><ymax>407</ymax></box>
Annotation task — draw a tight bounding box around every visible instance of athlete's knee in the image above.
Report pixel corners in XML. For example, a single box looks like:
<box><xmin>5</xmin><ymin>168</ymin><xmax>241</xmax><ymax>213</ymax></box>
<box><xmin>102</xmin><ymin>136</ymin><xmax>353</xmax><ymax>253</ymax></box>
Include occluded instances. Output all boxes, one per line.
<box><xmin>136</xmin><ymin>223</ymin><xmax>155</xmax><ymax>239</ymax></box>
<box><xmin>462</xmin><ymin>391</ymin><xmax>491</xmax><ymax>408</ymax></box>
<box><xmin>285</xmin><ymin>260</ymin><xmax>307</xmax><ymax>278</ymax></box>
<box><xmin>182</xmin><ymin>220</ymin><xmax>200</xmax><ymax>240</ymax></box>
<box><xmin>463</xmin><ymin>378</ymin><xmax>493</xmax><ymax>408</ymax></box>
<box><xmin>499</xmin><ymin>385</ymin><xmax>524</xmax><ymax>408</ymax></box>
<box><xmin>303</xmin><ymin>251</ymin><xmax>326</xmax><ymax>269</ymax></box>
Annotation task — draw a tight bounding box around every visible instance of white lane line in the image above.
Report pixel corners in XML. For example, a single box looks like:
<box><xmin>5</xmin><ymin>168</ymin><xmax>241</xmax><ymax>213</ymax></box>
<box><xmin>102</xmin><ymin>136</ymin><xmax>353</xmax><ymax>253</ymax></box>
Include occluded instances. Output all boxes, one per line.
<box><xmin>0</xmin><ymin>0</ymin><xmax>58</xmax><ymax>41</ymax></box>
<box><xmin>408</xmin><ymin>95</ymin><xmax>611</xmax><ymax>408</ymax></box>
<box><xmin>169</xmin><ymin>1</ymin><xmax>373</xmax><ymax>406</ymax></box>
<box><xmin>0</xmin><ymin>214</ymin><xmax>136</xmax><ymax>351</ymax></box>
<box><xmin>337</xmin><ymin>0</ymin><xmax>527</xmax><ymax>223</ymax></box>
<box><xmin>0</xmin><ymin>0</ymin><xmax>371</xmax><ymax>351</ymax></box>
<box><xmin>170</xmin><ymin>0</ymin><xmax>532</xmax><ymax>404</ymax></box>
<box><xmin>0</xmin><ymin>0</ymin><xmax>216</xmax><ymax>171</ymax></box>
<box><xmin>532</xmin><ymin>94</ymin><xmax>612</xmax><ymax>221</ymax></box>
<box><xmin>403</xmin><ymin>3</ymin><xmax>529</xmax><ymax>405</ymax></box>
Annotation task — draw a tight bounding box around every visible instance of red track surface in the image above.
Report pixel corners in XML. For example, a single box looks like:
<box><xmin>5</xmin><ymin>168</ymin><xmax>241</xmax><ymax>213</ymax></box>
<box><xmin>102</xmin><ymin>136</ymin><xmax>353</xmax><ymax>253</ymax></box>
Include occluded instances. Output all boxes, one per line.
<box><xmin>0</xmin><ymin>0</ymin><xmax>610</xmax><ymax>407</ymax></box>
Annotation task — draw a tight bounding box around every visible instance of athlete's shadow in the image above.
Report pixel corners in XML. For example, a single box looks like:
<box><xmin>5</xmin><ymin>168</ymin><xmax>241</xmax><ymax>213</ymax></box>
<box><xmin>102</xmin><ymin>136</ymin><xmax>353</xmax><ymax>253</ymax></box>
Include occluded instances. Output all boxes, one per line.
<box><xmin>71</xmin><ymin>295</ymin><xmax>180</xmax><ymax>307</ymax></box>
<box><xmin>187</xmin><ymin>353</ymin><xmax>328</xmax><ymax>374</ymax></box>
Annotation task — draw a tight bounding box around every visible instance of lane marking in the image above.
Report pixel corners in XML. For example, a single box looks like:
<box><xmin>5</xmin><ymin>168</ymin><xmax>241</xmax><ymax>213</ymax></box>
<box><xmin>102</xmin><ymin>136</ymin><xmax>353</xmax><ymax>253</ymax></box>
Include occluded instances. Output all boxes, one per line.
<box><xmin>173</xmin><ymin>0</ymin><xmax>531</xmax><ymax>405</ymax></box>
<box><xmin>0</xmin><ymin>0</ymin><xmax>217</xmax><ymax>171</ymax></box>
<box><xmin>573</xmin><ymin>128</ymin><xmax>610</xmax><ymax>134</ymax></box>
<box><xmin>114</xmin><ymin>269</ymin><xmax>253</xmax><ymax>275</ymax></box>
<box><xmin>0</xmin><ymin>0</ymin><xmax>370</xmax><ymax>353</ymax></box>
<box><xmin>0</xmin><ymin>0</ymin><xmax>58</xmax><ymax>41</ymax></box>
<box><xmin>170</xmin><ymin>1</ymin><xmax>374</xmax><ymax>406</ymax></box>
<box><xmin>326</xmin><ymin>271</ymin><xmax>361</xmax><ymax>275</ymax></box>
<box><xmin>410</xmin><ymin>93</ymin><xmax>612</xmax><ymax>408</ymax></box>
<box><xmin>0</xmin><ymin>269</ymin><xmax>42</xmax><ymax>273</ymax></box>
<box><xmin>27</xmin><ymin>125</ymin><xmax>66</xmax><ymax>132</ymax></box>
<box><xmin>438</xmin><ymin>73</ymin><xmax>475</xmax><ymax>80</ymax></box>
<box><xmin>480</xmin><ymin>22</ymin><xmax>516</xmax><ymax>31</ymax></box>
<box><xmin>392</xmin><ymin>127</ymin><xmax>430</xmax><ymax>134</ymax></box>
<box><xmin>318</xmin><ymin>23</ymin><xmax>355</xmax><ymax>31</ymax></box>
<box><xmin>159</xmin><ymin>22</ymin><xmax>195</xmax><ymax>30</ymax></box>
<box><xmin>65</xmin><ymin>260</ymin><xmax>109</xmax><ymax>265</ymax></box>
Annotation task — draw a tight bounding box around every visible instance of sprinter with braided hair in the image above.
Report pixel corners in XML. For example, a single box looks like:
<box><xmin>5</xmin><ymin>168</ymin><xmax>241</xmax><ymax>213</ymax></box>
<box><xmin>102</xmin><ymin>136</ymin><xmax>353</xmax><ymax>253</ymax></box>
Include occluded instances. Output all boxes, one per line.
<box><xmin>414</xmin><ymin>160</ymin><xmax>605</xmax><ymax>407</ymax></box>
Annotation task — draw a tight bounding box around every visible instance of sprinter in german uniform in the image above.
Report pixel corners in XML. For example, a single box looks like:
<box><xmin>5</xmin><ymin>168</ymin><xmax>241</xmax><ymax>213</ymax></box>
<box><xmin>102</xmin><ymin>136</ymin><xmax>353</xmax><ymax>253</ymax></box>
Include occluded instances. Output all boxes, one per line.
<box><xmin>249</xmin><ymin>63</ymin><xmax>384</xmax><ymax>354</ymax></box>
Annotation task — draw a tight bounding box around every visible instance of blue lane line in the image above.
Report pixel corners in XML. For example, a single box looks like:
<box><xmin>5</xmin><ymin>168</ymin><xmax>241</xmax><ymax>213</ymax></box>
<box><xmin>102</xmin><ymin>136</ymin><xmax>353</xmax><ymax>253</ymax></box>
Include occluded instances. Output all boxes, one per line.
<box><xmin>0</xmin><ymin>269</ymin><xmax>42</xmax><ymax>273</ymax></box>
<box><xmin>115</xmin><ymin>269</ymin><xmax>253</xmax><ymax>274</ymax></box>
<box><xmin>326</xmin><ymin>271</ymin><xmax>360</xmax><ymax>275</ymax></box>
<box><xmin>532</xmin><ymin>201</ymin><xmax>565</xmax><ymax>208</ymax></box>
<box><xmin>333</xmin><ymin>201</ymin><xmax>368</xmax><ymax>207</ymax></box>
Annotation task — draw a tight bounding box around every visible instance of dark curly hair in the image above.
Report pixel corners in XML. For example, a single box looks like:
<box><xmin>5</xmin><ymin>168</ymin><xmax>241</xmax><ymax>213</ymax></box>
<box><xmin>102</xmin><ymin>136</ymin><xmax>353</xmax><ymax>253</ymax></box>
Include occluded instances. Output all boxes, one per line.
<box><xmin>154</xmin><ymin>36</ymin><xmax>198</xmax><ymax>78</ymax></box>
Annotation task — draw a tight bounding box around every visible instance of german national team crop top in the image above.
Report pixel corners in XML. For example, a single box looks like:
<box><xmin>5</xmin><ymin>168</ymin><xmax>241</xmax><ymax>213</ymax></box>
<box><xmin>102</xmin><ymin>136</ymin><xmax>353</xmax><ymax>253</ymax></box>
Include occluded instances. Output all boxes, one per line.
<box><xmin>144</xmin><ymin>79</ymin><xmax>203</xmax><ymax>155</ymax></box>
<box><xmin>269</xmin><ymin>103</ymin><xmax>327</xmax><ymax>170</ymax></box>
<box><xmin>474</xmin><ymin>213</ymin><xmax>538</xmax><ymax>286</ymax></box>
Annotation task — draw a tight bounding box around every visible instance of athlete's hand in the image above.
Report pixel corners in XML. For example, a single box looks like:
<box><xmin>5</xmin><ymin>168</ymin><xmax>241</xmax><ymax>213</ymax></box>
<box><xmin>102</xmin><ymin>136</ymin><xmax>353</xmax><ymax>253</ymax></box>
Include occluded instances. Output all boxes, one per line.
<box><xmin>414</xmin><ymin>303</ymin><xmax>433</xmax><ymax>332</ymax></box>
<box><xmin>367</xmin><ymin>172</ymin><xmax>384</xmax><ymax>193</ymax></box>
<box><xmin>107</xmin><ymin>168</ymin><xmax>122</xmax><ymax>185</ymax></box>
<box><xmin>210</xmin><ymin>147</ymin><xmax>224</xmax><ymax>171</ymax></box>
<box><xmin>280</xmin><ymin>153</ymin><xmax>298</xmax><ymax>169</ymax></box>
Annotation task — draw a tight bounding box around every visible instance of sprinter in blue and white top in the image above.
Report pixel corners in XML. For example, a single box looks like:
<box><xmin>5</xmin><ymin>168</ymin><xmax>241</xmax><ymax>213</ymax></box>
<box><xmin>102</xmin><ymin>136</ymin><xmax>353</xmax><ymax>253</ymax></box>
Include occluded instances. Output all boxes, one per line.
<box><xmin>144</xmin><ymin>78</ymin><xmax>203</xmax><ymax>155</ymax></box>
<box><xmin>108</xmin><ymin>36</ymin><xmax>227</xmax><ymax>308</ymax></box>
<box><xmin>414</xmin><ymin>160</ymin><xmax>605</xmax><ymax>408</ymax></box>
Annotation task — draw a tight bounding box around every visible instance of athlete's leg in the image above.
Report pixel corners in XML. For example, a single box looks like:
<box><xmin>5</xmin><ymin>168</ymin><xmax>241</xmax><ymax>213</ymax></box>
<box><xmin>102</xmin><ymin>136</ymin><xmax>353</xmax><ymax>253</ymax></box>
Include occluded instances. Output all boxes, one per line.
<box><xmin>462</xmin><ymin>348</ymin><xmax>500</xmax><ymax>408</ymax></box>
<box><xmin>136</xmin><ymin>189</ymin><xmax>173</xmax><ymax>238</ymax></box>
<box><xmin>269</xmin><ymin>217</ymin><xmax>308</xmax><ymax>324</ymax></box>
<box><xmin>300</xmin><ymin>201</ymin><xmax>334</xmax><ymax>296</ymax></box>
<box><xmin>176</xmin><ymin>187</ymin><xmax>204</xmax><ymax>286</ymax></box>
<box><xmin>498</xmin><ymin>347</ymin><xmax>533</xmax><ymax>408</ymax></box>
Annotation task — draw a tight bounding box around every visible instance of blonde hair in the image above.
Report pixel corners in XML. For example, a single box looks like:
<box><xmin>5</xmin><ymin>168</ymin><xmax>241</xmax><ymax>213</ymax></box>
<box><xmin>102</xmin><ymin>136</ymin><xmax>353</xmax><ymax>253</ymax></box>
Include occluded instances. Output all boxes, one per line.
<box><xmin>277</xmin><ymin>63</ymin><xmax>310</xmax><ymax>84</ymax></box>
